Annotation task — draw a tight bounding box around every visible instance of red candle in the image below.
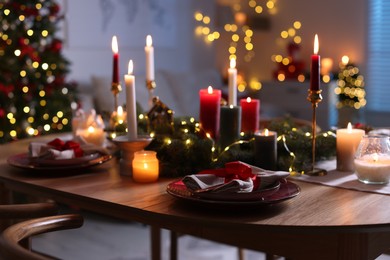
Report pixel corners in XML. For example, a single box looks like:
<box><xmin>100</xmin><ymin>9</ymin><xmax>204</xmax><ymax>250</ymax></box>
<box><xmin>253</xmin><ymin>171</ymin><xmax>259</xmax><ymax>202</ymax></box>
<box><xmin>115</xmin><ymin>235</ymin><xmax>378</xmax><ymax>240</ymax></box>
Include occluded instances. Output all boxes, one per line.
<box><xmin>310</xmin><ymin>34</ymin><xmax>320</xmax><ymax>91</ymax></box>
<box><xmin>240</xmin><ymin>97</ymin><xmax>260</xmax><ymax>133</ymax></box>
<box><xmin>112</xmin><ymin>36</ymin><xmax>119</xmax><ymax>84</ymax></box>
<box><xmin>199</xmin><ymin>86</ymin><xmax>221</xmax><ymax>139</ymax></box>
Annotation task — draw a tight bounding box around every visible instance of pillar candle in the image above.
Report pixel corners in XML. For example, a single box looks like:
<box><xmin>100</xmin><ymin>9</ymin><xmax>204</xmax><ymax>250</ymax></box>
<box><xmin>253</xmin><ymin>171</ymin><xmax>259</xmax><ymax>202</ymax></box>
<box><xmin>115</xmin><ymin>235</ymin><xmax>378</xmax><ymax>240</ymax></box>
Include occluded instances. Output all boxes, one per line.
<box><xmin>254</xmin><ymin>129</ymin><xmax>277</xmax><ymax>170</ymax></box>
<box><xmin>228</xmin><ymin>58</ymin><xmax>237</xmax><ymax>106</ymax></box>
<box><xmin>145</xmin><ymin>35</ymin><xmax>155</xmax><ymax>82</ymax></box>
<box><xmin>132</xmin><ymin>150</ymin><xmax>159</xmax><ymax>183</ymax></box>
<box><xmin>77</xmin><ymin>126</ymin><xmax>105</xmax><ymax>147</ymax></box>
<box><xmin>336</xmin><ymin>122</ymin><xmax>365</xmax><ymax>171</ymax></box>
<box><xmin>111</xmin><ymin>36</ymin><xmax>119</xmax><ymax>84</ymax></box>
<box><xmin>219</xmin><ymin>105</ymin><xmax>241</xmax><ymax>150</ymax></box>
<box><xmin>310</xmin><ymin>34</ymin><xmax>320</xmax><ymax>91</ymax></box>
<box><xmin>240</xmin><ymin>97</ymin><xmax>260</xmax><ymax>133</ymax></box>
<box><xmin>124</xmin><ymin>60</ymin><xmax>137</xmax><ymax>141</ymax></box>
<box><xmin>199</xmin><ymin>86</ymin><xmax>221</xmax><ymax>140</ymax></box>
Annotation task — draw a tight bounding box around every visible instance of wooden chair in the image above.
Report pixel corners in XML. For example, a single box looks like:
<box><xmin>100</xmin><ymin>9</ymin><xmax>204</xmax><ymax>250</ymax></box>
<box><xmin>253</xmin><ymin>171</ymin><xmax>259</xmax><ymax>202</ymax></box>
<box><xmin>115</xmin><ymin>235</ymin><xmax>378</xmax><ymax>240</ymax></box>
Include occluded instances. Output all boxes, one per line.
<box><xmin>0</xmin><ymin>214</ymin><xmax>84</xmax><ymax>260</ymax></box>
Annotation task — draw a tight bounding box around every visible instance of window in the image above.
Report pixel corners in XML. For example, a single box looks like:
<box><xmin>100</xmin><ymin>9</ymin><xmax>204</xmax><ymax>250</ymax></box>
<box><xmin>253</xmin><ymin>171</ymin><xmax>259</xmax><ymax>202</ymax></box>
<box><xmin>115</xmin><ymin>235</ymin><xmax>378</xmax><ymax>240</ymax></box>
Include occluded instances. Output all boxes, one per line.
<box><xmin>367</xmin><ymin>0</ymin><xmax>390</xmax><ymax>111</ymax></box>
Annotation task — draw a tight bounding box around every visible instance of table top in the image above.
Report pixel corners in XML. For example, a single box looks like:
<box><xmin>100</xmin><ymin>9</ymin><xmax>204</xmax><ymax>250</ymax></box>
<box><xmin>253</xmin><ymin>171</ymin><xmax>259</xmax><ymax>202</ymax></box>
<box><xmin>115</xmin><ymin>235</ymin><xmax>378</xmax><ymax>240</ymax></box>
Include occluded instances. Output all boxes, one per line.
<box><xmin>1</xmin><ymin>134</ymin><xmax>390</xmax><ymax>259</ymax></box>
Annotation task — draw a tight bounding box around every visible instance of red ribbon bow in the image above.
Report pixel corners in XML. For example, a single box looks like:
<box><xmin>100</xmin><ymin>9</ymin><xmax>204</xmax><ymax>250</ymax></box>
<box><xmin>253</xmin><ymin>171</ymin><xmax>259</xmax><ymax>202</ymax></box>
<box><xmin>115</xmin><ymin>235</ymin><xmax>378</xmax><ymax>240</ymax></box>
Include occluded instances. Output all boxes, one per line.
<box><xmin>47</xmin><ymin>138</ymin><xmax>83</xmax><ymax>158</ymax></box>
<box><xmin>199</xmin><ymin>161</ymin><xmax>260</xmax><ymax>190</ymax></box>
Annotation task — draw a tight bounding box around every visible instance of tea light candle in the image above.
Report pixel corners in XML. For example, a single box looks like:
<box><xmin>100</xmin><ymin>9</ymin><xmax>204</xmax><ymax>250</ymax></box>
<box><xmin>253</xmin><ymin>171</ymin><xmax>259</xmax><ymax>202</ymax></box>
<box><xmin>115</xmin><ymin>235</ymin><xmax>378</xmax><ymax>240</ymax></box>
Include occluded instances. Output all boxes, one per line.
<box><xmin>199</xmin><ymin>86</ymin><xmax>221</xmax><ymax>139</ymax></box>
<box><xmin>77</xmin><ymin>126</ymin><xmax>105</xmax><ymax>146</ymax></box>
<box><xmin>254</xmin><ymin>129</ymin><xmax>277</xmax><ymax>170</ymax></box>
<box><xmin>355</xmin><ymin>153</ymin><xmax>390</xmax><ymax>184</ymax></box>
<box><xmin>240</xmin><ymin>97</ymin><xmax>260</xmax><ymax>133</ymax></box>
<box><xmin>336</xmin><ymin>122</ymin><xmax>365</xmax><ymax>172</ymax></box>
<box><xmin>132</xmin><ymin>150</ymin><xmax>159</xmax><ymax>183</ymax></box>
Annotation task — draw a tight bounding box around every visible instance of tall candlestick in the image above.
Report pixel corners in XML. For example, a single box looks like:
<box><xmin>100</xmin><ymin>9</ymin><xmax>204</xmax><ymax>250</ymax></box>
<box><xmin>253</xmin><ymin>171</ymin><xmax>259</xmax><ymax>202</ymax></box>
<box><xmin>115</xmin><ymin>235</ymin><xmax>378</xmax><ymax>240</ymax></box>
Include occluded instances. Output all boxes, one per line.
<box><xmin>228</xmin><ymin>58</ymin><xmax>237</xmax><ymax>106</ymax></box>
<box><xmin>112</xmin><ymin>36</ymin><xmax>119</xmax><ymax>84</ymax></box>
<box><xmin>240</xmin><ymin>97</ymin><xmax>260</xmax><ymax>133</ymax></box>
<box><xmin>336</xmin><ymin>122</ymin><xmax>365</xmax><ymax>172</ymax></box>
<box><xmin>145</xmin><ymin>35</ymin><xmax>155</xmax><ymax>82</ymax></box>
<box><xmin>199</xmin><ymin>86</ymin><xmax>221</xmax><ymax>140</ymax></box>
<box><xmin>310</xmin><ymin>34</ymin><xmax>320</xmax><ymax>91</ymax></box>
<box><xmin>124</xmin><ymin>60</ymin><xmax>137</xmax><ymax>141</ymax></box>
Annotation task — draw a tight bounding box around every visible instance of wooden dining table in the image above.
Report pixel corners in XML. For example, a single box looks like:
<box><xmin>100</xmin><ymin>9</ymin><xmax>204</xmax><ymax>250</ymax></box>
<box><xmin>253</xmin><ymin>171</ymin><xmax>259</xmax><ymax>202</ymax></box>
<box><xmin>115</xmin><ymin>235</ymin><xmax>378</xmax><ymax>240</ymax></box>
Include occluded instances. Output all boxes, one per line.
<box><xmin>1</xmin><ymin>134</ymin><xmax>390</xmax><ymax>260</ymax></box>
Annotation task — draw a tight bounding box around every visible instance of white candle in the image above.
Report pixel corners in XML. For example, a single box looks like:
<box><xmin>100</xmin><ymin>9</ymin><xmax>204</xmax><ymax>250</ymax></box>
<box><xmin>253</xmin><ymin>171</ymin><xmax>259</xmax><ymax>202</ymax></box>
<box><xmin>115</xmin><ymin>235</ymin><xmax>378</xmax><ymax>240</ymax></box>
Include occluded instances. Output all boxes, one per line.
<box><xmin>77</xmin><ymin>126</ymin><xmax>105</xmax><ymax>146</ymax></box>
<box><xmin>228</xmin><ymin>58</ymin><xmax>237</xmax><ymax>106</ymax></box>
<box><xmin>336</xmin><ymin>122</ymin><xmax>365</xmax><ymax>172</ymax></box>
<box><xmin>145</xmin><ymin>35</ymin><xmax>155</xmax><ymax>82</ymax></box>
<box><xmin>355</xmin><ymin>153</ymin><xmax>390</xmax><ymax>184</ymax></box>
<box><xmin>124</xmin><ymin>60</ymin><xmax>137</xmax><ymax>141</ymax></box>
<box><xmin>132</xmin><ymin>150</ymin><xmax>159</xmax><ymax>183</ymax></box>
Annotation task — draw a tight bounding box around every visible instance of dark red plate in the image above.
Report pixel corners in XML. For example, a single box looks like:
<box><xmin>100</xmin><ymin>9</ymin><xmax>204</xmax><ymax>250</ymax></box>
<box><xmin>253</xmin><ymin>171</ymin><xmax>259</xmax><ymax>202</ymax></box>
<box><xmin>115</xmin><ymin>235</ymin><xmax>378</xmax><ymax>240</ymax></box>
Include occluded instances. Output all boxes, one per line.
<box><xmin>166</xmin><ymin>178</ymin><xmax>300</xmax><ymax>206</ymax></box>
<box><xmin>7</xmin><ymin>153</ymin><xmax>112</xmax><ymax>171</ymax></box>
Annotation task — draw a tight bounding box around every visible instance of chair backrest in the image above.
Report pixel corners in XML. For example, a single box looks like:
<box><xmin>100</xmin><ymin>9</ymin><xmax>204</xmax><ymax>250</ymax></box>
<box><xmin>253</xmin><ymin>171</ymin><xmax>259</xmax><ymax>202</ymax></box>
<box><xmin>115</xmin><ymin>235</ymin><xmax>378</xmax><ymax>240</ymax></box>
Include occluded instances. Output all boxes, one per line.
<box><xmin>0</xmin><ymin>214</ymin><xmax>84</xmax><ymax>260</ymax></box>
<box><xmin>0</xmin><ymin>202</ymin><xmax>58</xmax><ymax>220</ymax></box>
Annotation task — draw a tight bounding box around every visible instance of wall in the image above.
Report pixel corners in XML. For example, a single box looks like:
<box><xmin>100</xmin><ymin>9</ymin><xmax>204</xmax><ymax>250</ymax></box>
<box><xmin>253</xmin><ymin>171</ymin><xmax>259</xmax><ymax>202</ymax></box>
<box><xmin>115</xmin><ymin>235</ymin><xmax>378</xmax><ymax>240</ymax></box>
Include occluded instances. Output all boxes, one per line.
<box><xmin>215</xmin><ymin>0</ymin><xmax>367</xmax><ymax>82</ymax></box>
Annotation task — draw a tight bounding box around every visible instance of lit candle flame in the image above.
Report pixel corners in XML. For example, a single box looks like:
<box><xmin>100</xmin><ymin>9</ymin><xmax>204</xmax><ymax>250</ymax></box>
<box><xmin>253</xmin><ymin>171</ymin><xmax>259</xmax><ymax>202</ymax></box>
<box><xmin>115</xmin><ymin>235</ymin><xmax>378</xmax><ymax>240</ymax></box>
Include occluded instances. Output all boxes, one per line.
<box><xmin>146</xmin><ymin>35</ymin><xmax>153</xmax><ymax>47</ymax></box>
<box><xmin>207</xmin><ymin>86</ymin><xmax>213</xmax><ymax>94</ymax></box>
<box><xmin>143</xmin><ymin>162</ymin><xmax>148</xmax><ymax>169</ymax></box>
<box><xmin>313</xmin><ymin>34</ymin><xmax>319</xmax><ymax>55</ymax></box>
<box><xmin>347</xmin><ymin>122</ymin><xmax>352</xmax><ymax>133</ymax></box>
<box><xmin>246</xmin><ymin>97</ymin><xmax>252</xmax><ymax>103</ymax></box>
<box><xmin>88</xmin><ymin>126</ymin><xmax>95</xmax><ymax>133</ymax></box>
<box><xmin>128</xmin><ymin>60</ymin><xmax>134</xmax><ymax>75</ymax></box>
<box><xmin>373</xmin><ymin>153</ymin><xmax>379</xmax><ymax>162</ymax></box>
<box><xmin>112</xmin><ymin>36</ymin><xmax>118</xmax><ymax>54</ymax></box>
<box><xmin>264</xmin><ymin>128</ymin><xmax>269</xmax><ymax>136</ymax></box>
<box><xmin>230</xmin><ymin>58</ymin><xmax>236</xmax><ymax>69</ymax></box>
<box><xmin>341</xmin><ymin>55</ymin><xmax>349</xmax><ymax>65</ymax></box>
<box><xmin>117</xmin><ymin>105</ymin><xmax>123</xmax><ymax>116</ymax></box>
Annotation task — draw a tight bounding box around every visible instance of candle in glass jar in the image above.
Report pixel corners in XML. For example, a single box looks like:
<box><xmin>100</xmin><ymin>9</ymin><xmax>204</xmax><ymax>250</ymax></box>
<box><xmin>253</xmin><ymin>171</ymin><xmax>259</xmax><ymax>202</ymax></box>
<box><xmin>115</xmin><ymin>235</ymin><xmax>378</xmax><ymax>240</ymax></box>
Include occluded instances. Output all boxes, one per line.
<box><xmin>254</xmin><ymin>129</ymin><xmax>277</xmax><ymax>170</ymax></box>
<box><xmin>354</xmin><ymin>153</ymin><xmax>390</xmax><ymax>184</ymax></box>
<box><xmin>132</xmin><ymin>150</ymin><xmax>159</xmax><ymax>183</ymax></box>
<box><xmin>77</xmin><ymin>126</ymin><xmax>105</xmax><ymax>147</ymax></box>
<box><xmin>240</xmin><ymin>97</ymin><xmax>260</xmax><ymax>133</ymax></box>
<box><xmin>336</xmin><ymin>122</ymin><xmax>365</xmax><ymax>171</ymax></box>
<box><xmin>199</xmin><ymin>86</ymin><xmax>221</xmax><ymax>139</ymax></box>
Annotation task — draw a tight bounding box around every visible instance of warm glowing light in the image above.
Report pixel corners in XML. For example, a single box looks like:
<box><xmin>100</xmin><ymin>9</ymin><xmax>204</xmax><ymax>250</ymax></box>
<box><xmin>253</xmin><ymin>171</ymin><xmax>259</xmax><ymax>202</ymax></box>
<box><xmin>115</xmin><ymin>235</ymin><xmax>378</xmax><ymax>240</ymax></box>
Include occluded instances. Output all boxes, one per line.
<box><xmin>232</xmin><ymin>34</ymin><xmax>239</xmax><ymax>42</ymax></box>
<box><xmin>203</xmin><ymin>16</ymin><xmax>210</xmax><ymax>24</ymax></box>
<box><xmin>111</xmin><ymin>36</ymin><xmax>118</xmax><ymax>54</ymax></box>
<box><xmin>230</xmin><ymin>58</ymin><xmax>236</xmax><ymax>69</ymax></box>
<box><xmin>347</xmin><ymin>122</ymin><xmax>352</xmax><ymax>133</ymax></box>
<box><xmin>277</xmin><ymin>73</ymin><xmax>286</xmax><ymax>81</ymax></box>
<box><xmin>246</xmin><ymin>97</ymin><xmax>252</xmax><ymax>103</ymax></box>
<box><xmin>293</xmin><ymin>21</ymin><xmax>302</xmax><ymax>29</ymax></box>
<box><xmin>14</xmin><ymin>50</ymin><xmax>21</xmax><ymax>56</ymax></box>
<box><xmin>41</xmin><ymin>30</ymin><xmax>48</xmax><ymax>37</ymax></box>
<box><xmin>341</xmin><ymin>55</ymin><xmax>349</xmax><ymax>65</ymax></box>
<box><xmin>314</xmin><ymin>34</ymin><xmax>319</xmax><ymax>54</ymax></box>
<box><xmin>88</xmin><ymin>126</ymin><xmax>95</xmax><ymax>133</ymax></box>
<box><xmin>264</xmin><ymin>128</ymin><xmax>269</xmax><ymax>136</ymax></box>
<box><xmin>128</xmin><ymin>60</ymin><xmax>134</xmax><ymax>74</ymax></box>
<box><xmin>194</xmin><ymin>12</ymin><xmax>203</xmax><ymax>21</ymax></box>
<box><xmin>146</xmin><ymin>35</ymin><xmax>153</xmax><ymax>47</ymax></box>
<box><xmin>207</xmin><ymin>86</ymin><xmax>213</xmax><ymax>94</ymax></box>
<box><xmin>4</xmin><ymin>9</ymin><xmax>10</xmax><ymax>16</ymax></box>
<box><xmin>255</xmin><ymin>6</ymin><xmax>263</xmax><ymax>13</ymax></box>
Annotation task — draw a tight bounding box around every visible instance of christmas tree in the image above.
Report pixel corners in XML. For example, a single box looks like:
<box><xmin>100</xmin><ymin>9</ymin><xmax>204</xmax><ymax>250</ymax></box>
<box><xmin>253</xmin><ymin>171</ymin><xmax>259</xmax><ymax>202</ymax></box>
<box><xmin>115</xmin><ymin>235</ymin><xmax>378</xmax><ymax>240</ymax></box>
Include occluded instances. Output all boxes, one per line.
<box><xmin>335</xmin><ymin>56</ymin><xmax>366</xmax><ymax>110</ymax></box>
<box><xmin>0</xmin><ymin>0</ymin><xmax>78</xmax><ymax>143</ymax></box>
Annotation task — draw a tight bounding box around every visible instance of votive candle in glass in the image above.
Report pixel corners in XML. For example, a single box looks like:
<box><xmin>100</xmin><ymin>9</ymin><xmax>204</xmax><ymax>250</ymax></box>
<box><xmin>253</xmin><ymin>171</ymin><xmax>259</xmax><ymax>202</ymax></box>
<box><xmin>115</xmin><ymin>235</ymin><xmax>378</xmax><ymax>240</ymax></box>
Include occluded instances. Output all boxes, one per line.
<box><xmin>132</xmin><ymin>150</ymin><xmax>159</xmax><ymax>183</ymax></box>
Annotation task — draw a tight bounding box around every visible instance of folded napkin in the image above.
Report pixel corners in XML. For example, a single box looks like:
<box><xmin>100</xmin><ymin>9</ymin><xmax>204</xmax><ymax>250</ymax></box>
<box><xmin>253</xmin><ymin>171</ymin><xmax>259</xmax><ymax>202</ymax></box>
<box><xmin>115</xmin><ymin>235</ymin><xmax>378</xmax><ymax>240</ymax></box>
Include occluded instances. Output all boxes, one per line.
<box><xmin>182</xmin><ymin>161</ymin><xmax>290</xmax><ymax>194</ymax></box>
<box><xmin>29</xmin><ymin>137</ymin><xmax>110</xmax><ymax>160</ymax></box>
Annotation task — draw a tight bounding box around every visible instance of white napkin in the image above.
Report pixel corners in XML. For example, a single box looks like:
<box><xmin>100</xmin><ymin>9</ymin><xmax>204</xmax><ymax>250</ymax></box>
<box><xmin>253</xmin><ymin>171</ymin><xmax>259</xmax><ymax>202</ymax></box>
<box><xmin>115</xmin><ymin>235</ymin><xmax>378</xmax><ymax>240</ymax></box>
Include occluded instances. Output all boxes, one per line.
<box><xmin>28</xmin><ymin>136</ymin><xmax>110</xmax><ymax>160</ymax></box>
<box><xmin>183</xmin><ymin>163</ymin><xmax>290</xmax><ymax>194</ymax></box>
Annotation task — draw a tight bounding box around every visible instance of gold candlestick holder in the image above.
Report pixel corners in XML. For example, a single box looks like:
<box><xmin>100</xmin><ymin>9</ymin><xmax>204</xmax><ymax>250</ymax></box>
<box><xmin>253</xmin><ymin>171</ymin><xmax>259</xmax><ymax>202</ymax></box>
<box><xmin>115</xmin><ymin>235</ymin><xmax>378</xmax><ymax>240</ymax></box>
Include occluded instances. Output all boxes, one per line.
<box><xmin>111</xmin><ymin>82</ymin><xmax>122</xmax><ymax>110</ymax></box>
<box><xmin>305</xmin><ymin>89</ymin><xmax>327</xmax><ymax>176</ymax></box>
<box><xmin>146</xmin><ymin>80</ymin><xmax>156</xmax><ymax>109</ymax></box>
